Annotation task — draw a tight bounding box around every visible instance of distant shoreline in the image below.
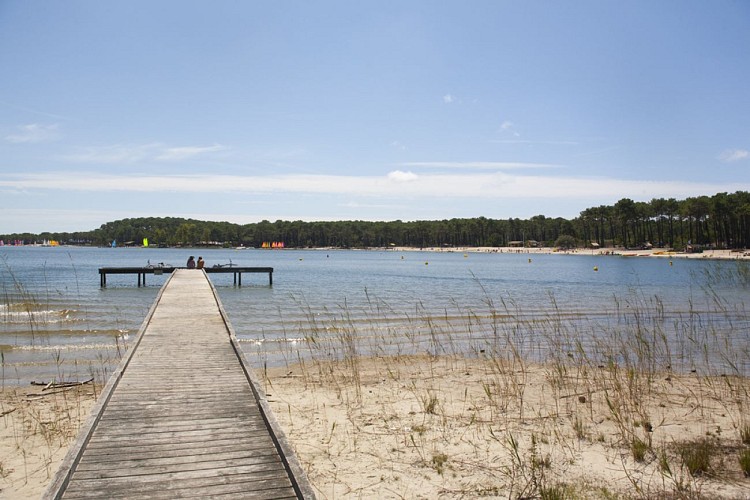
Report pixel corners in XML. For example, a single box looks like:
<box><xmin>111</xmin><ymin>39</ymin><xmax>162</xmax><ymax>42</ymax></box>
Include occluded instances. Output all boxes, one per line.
<box><xmin>5</xmin><ymin>243</ymin><xmax>750</xmax><ymax>260</ymax></box>
<box><xmin>382</xmin><ymin>246</ymin><xmax>750</xmax><ymax>260</ymax></box>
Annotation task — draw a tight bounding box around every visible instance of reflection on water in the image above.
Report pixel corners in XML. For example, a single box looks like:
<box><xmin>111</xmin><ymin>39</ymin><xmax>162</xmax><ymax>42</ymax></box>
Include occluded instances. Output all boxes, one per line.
<box><xmin>1</xmin><ymin>246</ymin><xmax>748</xmax><ymax>385</ymax></box>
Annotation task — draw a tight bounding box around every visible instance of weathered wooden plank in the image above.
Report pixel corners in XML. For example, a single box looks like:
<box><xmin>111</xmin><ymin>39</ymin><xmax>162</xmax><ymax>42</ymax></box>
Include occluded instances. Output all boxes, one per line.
<box><xmin>76</xmin><ymin>450</ymin><xmax>281</xmax><ymax>479</ymax></box>
<box><xmin>96</xmin><ymin>412</ymin><xmax>263</xmax><ymax>423</ymax></box>
<box><xmin>74</xmin><ymin>454</ymin><xmax>283</xmax><ymax>475</ymax></box>
<box><xmin>86</xmin><ymin>422</ymin><xmax>266</xmax><ymax>442</ymax></box>
<box><xmin>71</xmin><ymin>457</ymin><xmax>286</xmax><ymax>480</ymax></box>
<box><xmin>63</xmin><ymin>465</ymin><xmax>288</xmax><ymax>493</ymax></box>
<box><xmin>103</xmin><ymin>390</ymin><xmax>257</xmax><ymax>400</ymax></box>
<box><xmin>88</xmin><ymin>424</ymin><xmax>271</xmax><ymax>441</ymax></box>
<box><xmin>84</xmin><ymin>426</ymin><xmax>274</xmax><ymax>446</ymax></box>
<box><xmin>85</xmin><ymin>448</ymin><xmax>278</xmax><ymax>463</ymax></box>
<box><xmin>94</xmin><ymin>422</ymin><xmax>267</xmax><ymax>437</ymax></box>
<box><xmin>98</xmin><ymin>409</ymin><xmax>263</xmax><ymax>422</ymax></box>
<box><xmin>98</xmin><ymin>407</ymin><xmax>260</xmax><ymax>418</ymax></box>
<box><xmin>83</xmin><ymin>434</ymin><xmax>276</xmax><ymax>453</ymax></box>
<box><xmin>112</xmin><ymin>369</ymin><xmax>249</xmax><ymax>376</ymax></box>
<box><xmin>92</xmin><ymin>414</ymin><xmax>264</xmax><ymax>430</ymax></box>
<box><xmin>104</xmin><ymin>393</ymin><xmax>256</xmax><ymax>401</ymax></box>
<box><xmin>78</xmin><ymin>438</ymin><xmax>277</xmax><ymax>461</ymax></box>
<box><xmin>105</xmin><ymin>387</ymin><xmax>256</xmax><ymax>397</ymax></box>
<box><xmin>106</xmin><ymin>387</ymin><xmax>255</xmax><ymax>397</ymax></box>
<box><xmin>63</xmin><ymin>473</ymin><xmax>294</xmax><ymax>499</ymax></box>
<box><xmin>102</xmin><ymin>397</ymin><xmax>257</xmax><ymax>407</ymax></box>
<box><xmin>81</xmin><ymin>438</ymin><xmax>275</xmax><ymax>457</ymax></box>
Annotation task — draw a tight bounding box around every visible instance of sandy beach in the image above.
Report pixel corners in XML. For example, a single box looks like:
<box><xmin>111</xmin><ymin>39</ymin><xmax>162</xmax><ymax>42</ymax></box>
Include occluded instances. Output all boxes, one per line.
<box><xmin>387</xmin><ymin>246</ymin><xmax>750</xmax><ymax>261</ymax></box>
<box><xmin>0</xmin><ymin>383</ymin><xmax>98</xmax><ymax>499</ymax></box>
<box><xmin>261</xmin><ymin>355</ymin><xmax>750</xmax><ymax>499</ymax></box>
<box><xmin>6</xmin><ymin>353</ymin><xmax>748</xmax><ymax>499</ymax></box>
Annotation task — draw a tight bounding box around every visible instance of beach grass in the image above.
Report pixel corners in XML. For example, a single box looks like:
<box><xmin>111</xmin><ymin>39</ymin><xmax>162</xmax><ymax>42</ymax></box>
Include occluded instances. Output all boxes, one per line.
<box><xmin>0</xmin><ymin>383</ymin><xmax>98</xmax><ymax>497</ymax></box>
<box><xmin>256</xmin><ymin>269</ymin><xmax>749</xmax><ymax>499</ymax></box>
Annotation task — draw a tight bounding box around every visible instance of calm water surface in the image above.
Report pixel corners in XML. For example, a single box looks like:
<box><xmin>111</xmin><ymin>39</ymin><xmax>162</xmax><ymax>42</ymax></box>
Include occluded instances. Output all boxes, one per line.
<box><xmin>1</xmin><ymin>246</ymin><xmax>748</xmax><ymax>384</ymax></box>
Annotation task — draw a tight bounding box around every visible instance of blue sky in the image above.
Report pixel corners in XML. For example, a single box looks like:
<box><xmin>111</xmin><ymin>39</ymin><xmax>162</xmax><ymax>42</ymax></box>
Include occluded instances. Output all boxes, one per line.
<box><xmin>1</xmin><ymin>1</ymin><xmax>749</xmax><ymax>233</ymax></box>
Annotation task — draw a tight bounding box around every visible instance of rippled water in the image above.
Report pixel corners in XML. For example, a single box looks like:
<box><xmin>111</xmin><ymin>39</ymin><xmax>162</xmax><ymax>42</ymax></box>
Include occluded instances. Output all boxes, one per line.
<box><xmin>1</xmin><ymin>246</ymin><xmax>748</xmax><ymax>384</ymax></box>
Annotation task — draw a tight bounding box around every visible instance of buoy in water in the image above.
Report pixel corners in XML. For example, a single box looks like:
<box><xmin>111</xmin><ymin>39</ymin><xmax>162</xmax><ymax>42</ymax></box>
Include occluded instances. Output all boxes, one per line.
<box><xmin>528</xmin><ymin>258</ymin><xmax>532</xmax><ymax>263</ymax></box>
<box><xmin>593</xmin><ymin>266</ymin><xmax>598</xmax><ymax>271</ymax></box>
<box><xmin>669</xmin><ymin>261</ymin><xmax>673</xmax><ymax>266</ymax></box>
<box><xmin>425</xmin><ymin>261</ymin><xmax>429</xmax><ymax>265</ymax></box>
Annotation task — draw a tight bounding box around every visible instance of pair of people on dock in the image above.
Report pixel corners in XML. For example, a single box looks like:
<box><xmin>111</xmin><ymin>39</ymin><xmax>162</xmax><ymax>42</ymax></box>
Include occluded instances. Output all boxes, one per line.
<box><xmin>186</xmin><ymin>256</ymin><xmax>205</xmax><ymax>269</ymax></box>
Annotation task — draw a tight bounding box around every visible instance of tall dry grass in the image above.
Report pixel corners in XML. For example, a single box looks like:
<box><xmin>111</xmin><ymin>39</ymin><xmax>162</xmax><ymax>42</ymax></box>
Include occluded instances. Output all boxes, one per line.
<box><xmin>259</xmin><ymin>265</ymin><xmax>750</xmax><ymax>498</ymax></box>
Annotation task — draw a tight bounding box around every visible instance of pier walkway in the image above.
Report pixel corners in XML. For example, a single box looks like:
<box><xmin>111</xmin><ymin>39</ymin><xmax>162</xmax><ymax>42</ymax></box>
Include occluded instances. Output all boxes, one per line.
<box><xmin>99</xmin><ymin>266</ymin><xmax>273</xmax><ymax>287</ymax></box>
<box><xmin>45</xmin><ymin>270</ymin><xmax>314</xmax><ymax>499</ymax></box>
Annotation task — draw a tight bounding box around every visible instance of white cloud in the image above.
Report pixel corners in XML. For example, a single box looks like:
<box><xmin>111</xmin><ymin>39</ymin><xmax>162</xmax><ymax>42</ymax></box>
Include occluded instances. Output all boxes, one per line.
<box><xmin>63</xmin><ymin>143</ymin><xmax>159</xmax><ymax>163</ymax></box>
<box><xmin>499</xmin><ymin>120</ymin><xmax>520</xmax><ymax>138</ymax></box>
<box><xmin>492</xmin><ymin>139</ymin><xmax>579</xmax><ymax>146</ymax></box>
<box><xmin>155</xmin><ymin>144</ymin><xmax>227</xmax><ymax>161</ymax></box>
<box><xmin>718</xmin><ymin>149</ymin><xmax>749</xmax><ymax>162</ymax></box>
<box><xmin>1</xmin><ymin>171</ymin><xmax>746</xmax><ymax>202</ymax></box>
<box><xmin>386</xmin><ymin>170</ymin><xmax>418</xmax><ymax>182</ymax></box>
<box><xmin>340</xmin><ymin>201</ymin><xmax>410</xmax><ymax>210</ymax></box>
<box><xmin>4</xmin><ymin>171</ymin><xmax>749</xmax><ymax>232</ymax></box>
<box><xmin>442</xmin><ymin>94</ymin><xmax>454</xmax><ymax>104</ymax></box>
<box><xmin>402</xmin><ymin>161</ymin><xmax>561</xmax><ymax>170</ymax></box>
<box><xmin>5</xmin><ymin>123</ymin><xmax>60</xmax><ymax>143</ymax></box>
<box><xmin>62</xmin><ymin>142</ymin><xmax>227</xmax><ymax>164</ymax></box>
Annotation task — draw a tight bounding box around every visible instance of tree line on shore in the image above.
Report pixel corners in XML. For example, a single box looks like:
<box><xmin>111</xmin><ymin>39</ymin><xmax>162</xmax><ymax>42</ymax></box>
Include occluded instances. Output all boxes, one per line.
<box><xmin>3</xmin><ymin>191</ymin><xmax>749</xmax><ymax>250</ymax></box>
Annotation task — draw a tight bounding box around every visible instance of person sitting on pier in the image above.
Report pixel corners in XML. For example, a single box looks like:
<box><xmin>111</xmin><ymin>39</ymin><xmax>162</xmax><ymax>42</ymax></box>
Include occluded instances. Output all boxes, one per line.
<box><xmin>186</xmin><ymin>256</ymin><xmax>196</xmax><ymax>269</ymax></box>
<box><xmin>197</xmin><ymin>256</ymin><xmax>205</xmax><ymax>269</ymax></box>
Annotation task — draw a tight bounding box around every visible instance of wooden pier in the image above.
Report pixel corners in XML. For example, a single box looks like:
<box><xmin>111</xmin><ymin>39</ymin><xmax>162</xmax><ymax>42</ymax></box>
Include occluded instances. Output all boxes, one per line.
<box><xmin>99</xmin><ymin>266</ymin><xmax>273</xmax><ymax>287</ymax></box>
<box><xmin>45</xmin><ymin>269</ymin><xmax>314</xmax><ymax>499</ymax></box>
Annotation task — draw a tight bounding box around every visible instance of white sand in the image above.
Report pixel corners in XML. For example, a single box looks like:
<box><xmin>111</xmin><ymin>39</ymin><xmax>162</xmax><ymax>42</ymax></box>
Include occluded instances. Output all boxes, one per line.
<box><xmin>387</xmin><ymin>246</ymin><xmax>750</xmax><ymax>260</ymax></box>
<box><xmin>0</xmin><ymin>384</ymin><xmax>98</xmax><ymax>499</ymax></box>
<box><xmin>262</xmin><ymin>355</ymin><xmax>750</xmax><ymax>499</ymax></box>
<box><xmin>4</xmin><ymin>355</ymin><xmax>749</xmax><ymax>498</ymax></box>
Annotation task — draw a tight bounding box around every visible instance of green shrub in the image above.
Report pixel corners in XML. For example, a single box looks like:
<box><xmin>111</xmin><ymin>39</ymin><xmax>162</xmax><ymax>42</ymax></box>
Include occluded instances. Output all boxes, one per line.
<box><xmin>677</xmin><ymin>438</ymin><xmax>715</xmax><ymax>476</ymax></box>
<box><xmin>540</xmin><ymin>483</ymin><xmax>572</xmax><ymax>500</ymax></box>
<box><xmin>554</xmin><ymin>235</ymin><xmax>577</xmax><ymax>250</ymax></box>
<box><xmin>431</xmin><ymin>453</ymin><xmax>448</xmax><ymax>475</ymax></box>
<box><xmin>631</xmin><ymin>437</ymin><xmax>649</xmax><ymax>462</ymax></box>
<box><xmin>739</xmin><ymin>449</ymin><xmax>750</xmax><ymax>477</ymax></box>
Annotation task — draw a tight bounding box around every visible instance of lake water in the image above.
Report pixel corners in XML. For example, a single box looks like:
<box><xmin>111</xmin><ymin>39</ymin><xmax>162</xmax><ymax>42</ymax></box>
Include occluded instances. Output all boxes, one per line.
<box><xmin>1</xmin><ymin>246</ymin><xmax>748</xmax><ymax>385</ymax></box>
